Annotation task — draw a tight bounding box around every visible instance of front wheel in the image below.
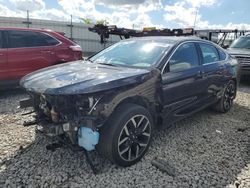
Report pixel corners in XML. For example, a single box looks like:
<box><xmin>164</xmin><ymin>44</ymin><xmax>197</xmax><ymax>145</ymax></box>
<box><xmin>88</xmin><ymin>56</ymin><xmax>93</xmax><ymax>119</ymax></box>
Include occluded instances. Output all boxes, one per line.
<box><xmin>212</xmin><ymin>80</ymin><xmax>236</xmax><ymax>113</ymax></box>
<box><xmin>97</xmin><ymin>103</ymin><xmax>153</xmax><ymax>167</ymax></box>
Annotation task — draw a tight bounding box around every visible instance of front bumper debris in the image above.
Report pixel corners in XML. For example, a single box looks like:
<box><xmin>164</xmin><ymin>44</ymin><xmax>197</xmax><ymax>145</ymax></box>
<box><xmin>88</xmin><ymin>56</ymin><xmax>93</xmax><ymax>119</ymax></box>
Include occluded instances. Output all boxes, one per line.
<box><xmin>78</xmin><ymin>127</ymin><xmax>100</xmax><ymax>151</ymax></box>
<box><xmin>35</xmin><ymin>129</ymin><xmax>99</xmax><ymax>174</ymax></box>
<box><xmin>19</xmin><ymin>98</ymin><xmax>33</xmax><ymax>108</ymax></box>
<box><xmin>37</xmin><ymin>123</ymin><xmax>64</xmax><ymax>137</ymax></box>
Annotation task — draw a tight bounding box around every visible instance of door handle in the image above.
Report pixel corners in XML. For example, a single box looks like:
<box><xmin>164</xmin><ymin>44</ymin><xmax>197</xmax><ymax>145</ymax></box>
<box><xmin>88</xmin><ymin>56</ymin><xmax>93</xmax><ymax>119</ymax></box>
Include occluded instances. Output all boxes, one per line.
<box><xmin>216</xmin><ymin>65</ymin><xmax>224</xmax><ymax>74</ymax></box>
<box><xmin>216</xmin><ymin>70</ymin><xmax>223</xmax><ymax>75</ymax></box>
<box><xmin>41</xmin><ymin>50</ymin><xmax>54</xmax><ymax>55</ymax></box>
<box><xmin>219</xmin><ymin>65</ymin><xmax>224</xmax><ymax>70</ymax></box>
<box><xmin>41</xmin><ymin>50</ymin><xmax>51</xmax><ymax>53</ymax></box>
<box><xmin>196</xmin><ymin>71</ymin><xmax>204</xmax><ymax>79</ymax></box>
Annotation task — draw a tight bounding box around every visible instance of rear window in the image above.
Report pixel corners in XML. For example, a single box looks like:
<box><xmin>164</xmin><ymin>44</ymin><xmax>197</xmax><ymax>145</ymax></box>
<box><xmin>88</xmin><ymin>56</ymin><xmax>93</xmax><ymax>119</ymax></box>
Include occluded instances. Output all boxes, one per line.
<box><xmin>8</xmin><ymin>30</ymin><xmax>59</xmax><ymax>48</ymax></box>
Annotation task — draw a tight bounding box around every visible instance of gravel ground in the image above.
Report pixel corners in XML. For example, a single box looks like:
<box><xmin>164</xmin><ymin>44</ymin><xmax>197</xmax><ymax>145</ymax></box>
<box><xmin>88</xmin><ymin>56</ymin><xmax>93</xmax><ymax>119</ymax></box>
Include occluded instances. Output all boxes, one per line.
<box><xmin>0</xmin><ymin>83</ymin><xmax>249</xmax><ymax>188</ymax></box>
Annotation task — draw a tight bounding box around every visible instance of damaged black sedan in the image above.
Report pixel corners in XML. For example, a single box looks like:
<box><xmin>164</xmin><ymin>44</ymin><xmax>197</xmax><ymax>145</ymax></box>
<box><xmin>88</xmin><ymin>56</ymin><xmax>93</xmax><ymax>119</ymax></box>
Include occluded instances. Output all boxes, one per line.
<box><xmin>20</xmin><ymin>37</ymin><xmax>239</xmax><ymax>167</ymax></box>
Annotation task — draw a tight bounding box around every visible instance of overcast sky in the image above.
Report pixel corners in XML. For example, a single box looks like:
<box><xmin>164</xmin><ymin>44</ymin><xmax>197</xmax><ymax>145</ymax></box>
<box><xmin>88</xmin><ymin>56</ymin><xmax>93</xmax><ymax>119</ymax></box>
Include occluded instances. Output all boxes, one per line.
<box><xmin>0</xmin><ymin>0</ymin><xmax>250</xmax><ymax>30</ymax></box>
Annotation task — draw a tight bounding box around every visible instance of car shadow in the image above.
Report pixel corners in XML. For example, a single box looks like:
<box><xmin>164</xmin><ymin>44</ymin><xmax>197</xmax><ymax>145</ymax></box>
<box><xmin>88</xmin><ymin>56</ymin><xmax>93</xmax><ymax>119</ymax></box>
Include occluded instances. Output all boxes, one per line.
<box><xmin>0</xmin><ymin>98</ymin><xmax>249</xmax><ymax>187</ymax></box>
<box><xmin>0</xmin><ymin>87</ymin><xmax>26</xmax><ymax>97</ymax></box>
<box><xmin>238</xmin><ymin>77</ymin><xmax>250</xmax><ymax>94</ymax></box>
<box><xmin>0</xmin><ymin>88</ymin><xmax>28</xmax><ymax>114</ymax></box>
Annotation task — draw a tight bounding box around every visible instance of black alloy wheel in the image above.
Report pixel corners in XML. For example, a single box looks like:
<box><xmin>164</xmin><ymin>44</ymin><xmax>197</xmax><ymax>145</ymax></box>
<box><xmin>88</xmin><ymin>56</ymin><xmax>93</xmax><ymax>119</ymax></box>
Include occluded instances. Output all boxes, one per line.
<box><xmin>213</xmin><ymin>80</ymin><xmax>236</xmax><ymax>113</ymax></box>
<box><xmin>117</xmin><ymin>114</ymin><xmax>151</xmax><ymax>162</ymax></box>
<box><xmin>223</xmin><ymin>81</ymin><xmax>235</xmax><ymax>111</ymax></box>
<box><xmin>97</xmin><ymin>103</ymin><xmax>153</xmax><ymax>166</ymax></box>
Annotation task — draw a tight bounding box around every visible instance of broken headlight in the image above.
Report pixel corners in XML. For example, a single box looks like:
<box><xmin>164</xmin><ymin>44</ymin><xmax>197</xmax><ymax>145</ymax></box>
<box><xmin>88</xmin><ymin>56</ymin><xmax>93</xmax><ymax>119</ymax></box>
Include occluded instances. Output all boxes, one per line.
<box><xmin>39</xmin><ymin>94</ymin><xmax>51</xmax><ymax>116</ymax></box>
<box><xmin>37</xmin><ymin>94</ymin><xmax>102</xmax><ymax>123</ymax></box>
<box><xmin>77</xmin><ymin>96</ymin><xmax>101</xmax><ymax>115</ymax></box>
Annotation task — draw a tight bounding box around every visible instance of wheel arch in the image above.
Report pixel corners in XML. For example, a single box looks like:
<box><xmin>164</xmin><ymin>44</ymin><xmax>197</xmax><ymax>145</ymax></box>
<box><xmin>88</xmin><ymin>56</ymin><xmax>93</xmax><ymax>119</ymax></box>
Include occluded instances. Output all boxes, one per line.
<box><xmin>112</xmin><ymin>95</ymin><xmax>157</xmax><ymax>123</ymax></box>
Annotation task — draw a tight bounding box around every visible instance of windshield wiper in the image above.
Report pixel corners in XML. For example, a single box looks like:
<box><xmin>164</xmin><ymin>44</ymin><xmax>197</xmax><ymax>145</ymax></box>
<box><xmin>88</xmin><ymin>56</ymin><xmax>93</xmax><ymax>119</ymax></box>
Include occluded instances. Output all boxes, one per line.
<box><xmin>98</xmin><ymin>62</ymin><xmax>117</xmax><ymax>67</ymax></box>
<box><xmin>86</xmin><ymin>58</ymin><xmax>94</xmax><ymax>63</ymax></box>
<box><xmin>85</xmin><ymin>59</ymin><xmax>118</xmax><ymax>67</ymax></box>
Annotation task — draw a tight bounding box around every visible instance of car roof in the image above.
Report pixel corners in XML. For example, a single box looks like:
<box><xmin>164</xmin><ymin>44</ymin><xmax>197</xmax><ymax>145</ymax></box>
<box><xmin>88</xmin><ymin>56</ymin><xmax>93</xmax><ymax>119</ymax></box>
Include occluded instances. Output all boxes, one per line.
<box><xmin>0</xmin><ymin>27</ymin><xmax>56</xmax><ymax>33</ymax></box>
<box><xmin>122</xmin><ymin>36</ymin><xmax>211</xmax><ymax>44</ymax></box>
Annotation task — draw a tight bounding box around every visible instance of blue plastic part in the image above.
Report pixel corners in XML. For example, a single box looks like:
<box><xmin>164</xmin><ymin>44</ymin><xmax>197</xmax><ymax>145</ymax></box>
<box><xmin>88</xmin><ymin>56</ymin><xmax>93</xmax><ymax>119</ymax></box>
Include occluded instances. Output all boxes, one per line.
<box><xmin>78</xmin><ymin>127</ymin><xmax>100</xmax><ymax>151</ymax></box>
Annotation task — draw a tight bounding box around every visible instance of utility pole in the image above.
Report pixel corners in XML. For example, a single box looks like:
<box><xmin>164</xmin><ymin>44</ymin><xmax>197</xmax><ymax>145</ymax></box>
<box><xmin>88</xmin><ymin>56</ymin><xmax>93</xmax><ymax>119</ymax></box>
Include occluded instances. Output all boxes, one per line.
<box><xmin>67</xmin><ymin>15</ymin><xmax>73</xmax><ymax>40</ymax></box>
<box><xmin>22</xmin><ymin>10</ymin><xmax>31</xmax><ymax>28</ymax></box>
<box><xmin>70</xmin><ymin>15</ymin><xmax>73</xmax><ymax>39</ymax></box>
<box><xmin>27</xmin><ymin>10</ymin><xmax>29</xmax><ymax>28</ymax></box>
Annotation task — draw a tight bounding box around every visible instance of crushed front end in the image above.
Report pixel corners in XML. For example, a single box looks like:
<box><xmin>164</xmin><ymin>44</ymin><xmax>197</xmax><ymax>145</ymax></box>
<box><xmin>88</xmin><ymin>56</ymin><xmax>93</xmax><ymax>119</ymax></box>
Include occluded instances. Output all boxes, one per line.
<box><xmin>19</xmin><ymin>61</ymin><xmax>161</xmax><ymax>154</ymax></box>
<box><xmin>20</xmin><ymin>92</ymin><xmax>103</xmax><ymax>151</ymax></box>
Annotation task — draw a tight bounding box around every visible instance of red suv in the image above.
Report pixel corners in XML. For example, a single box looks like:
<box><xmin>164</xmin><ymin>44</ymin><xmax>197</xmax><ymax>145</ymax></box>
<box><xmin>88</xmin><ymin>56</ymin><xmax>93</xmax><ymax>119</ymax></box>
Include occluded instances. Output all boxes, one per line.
<box><xmin>0</xmin><ymin>27</ymin><xmax>83</xmax><ymax>87</ymax></box>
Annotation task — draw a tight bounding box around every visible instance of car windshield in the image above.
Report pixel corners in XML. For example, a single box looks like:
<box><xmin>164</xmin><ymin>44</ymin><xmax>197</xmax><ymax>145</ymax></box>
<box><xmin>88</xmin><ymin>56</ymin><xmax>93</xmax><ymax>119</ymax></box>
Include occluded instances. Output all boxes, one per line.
<box><xmin>89</xmin><ymin>39</ymin><xmax>174</xmax><ymax>68</ymax></box>
<box><xmin>230</xmin><ymin>36</ymin><xmax>250</xmax><ymax>49</ymax></box>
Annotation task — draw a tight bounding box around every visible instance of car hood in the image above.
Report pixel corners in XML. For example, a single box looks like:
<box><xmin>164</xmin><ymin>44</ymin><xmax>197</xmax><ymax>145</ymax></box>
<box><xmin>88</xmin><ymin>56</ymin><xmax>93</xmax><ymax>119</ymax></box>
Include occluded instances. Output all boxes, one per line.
<box><xmin>20</xmin><ymin>61</ymin><xmax>152</xmax><ymax>95</ymax></box>
<box><xmin>227</xmin><ymin>48</ymin><xmax>250</xmax><ymax>56</ymax></box>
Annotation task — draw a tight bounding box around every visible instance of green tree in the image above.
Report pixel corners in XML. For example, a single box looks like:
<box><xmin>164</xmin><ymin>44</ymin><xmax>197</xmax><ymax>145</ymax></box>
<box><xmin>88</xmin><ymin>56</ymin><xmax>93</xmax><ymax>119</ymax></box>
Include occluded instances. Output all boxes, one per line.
<box><xmin>80</xmin><ymin>18</ymin><xmax>93</xmax><ymax>24</ymax></box>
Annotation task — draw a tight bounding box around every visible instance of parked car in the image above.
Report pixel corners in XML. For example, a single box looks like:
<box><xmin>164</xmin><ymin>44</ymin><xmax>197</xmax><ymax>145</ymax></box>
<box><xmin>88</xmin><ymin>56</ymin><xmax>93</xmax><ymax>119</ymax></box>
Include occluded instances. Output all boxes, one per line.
<box><xmin>0</xmin><ymin>27</ymin><xmax>82</xmax><ymax>87</ymax></box>
<box><xmin>20</xmin><ymin>37</ymin><xmax>238</xmax><ymax>167</ymax></box>
<box><xmin>227</xmin><ymin>35</ymin><xmax>250</xmax><ymax>77</ymax></box>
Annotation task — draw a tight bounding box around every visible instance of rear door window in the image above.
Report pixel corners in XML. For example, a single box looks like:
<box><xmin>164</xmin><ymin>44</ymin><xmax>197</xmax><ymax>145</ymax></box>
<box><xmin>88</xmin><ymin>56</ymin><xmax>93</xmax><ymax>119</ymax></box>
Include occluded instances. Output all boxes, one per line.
<box><xmin>8</xmin><ymin>30</ymin><xmax>59</xmax><ymax>48</ymax></box>
<box><xmin>168</xmin><ymin>42</ymin><xmax>199</xmax><ymax>72</ymax></box>
<box><xmin>199</xmin><ymin>43</ymin><xmax>220</xmax><ymax>64</ymax></box>
<box><xmin>9</xmin><ymin>30</ymin><xmax>37</xmax><ymax>48</ymax></box>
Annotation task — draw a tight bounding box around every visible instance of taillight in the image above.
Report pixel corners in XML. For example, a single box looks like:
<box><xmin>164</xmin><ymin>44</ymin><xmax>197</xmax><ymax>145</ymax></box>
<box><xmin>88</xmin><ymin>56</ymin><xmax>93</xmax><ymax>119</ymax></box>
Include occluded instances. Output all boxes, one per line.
<box><xmin>69</xmin><ymin>44</ymin><xmax>82</xmax><ymax>52</ymax></box>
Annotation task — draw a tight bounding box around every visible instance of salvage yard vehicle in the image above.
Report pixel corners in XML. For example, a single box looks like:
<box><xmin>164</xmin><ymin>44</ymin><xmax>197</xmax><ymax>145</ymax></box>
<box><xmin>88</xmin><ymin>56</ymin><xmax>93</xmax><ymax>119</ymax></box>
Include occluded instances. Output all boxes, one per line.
<box><xmin>228</xmin><ymin>35</ymin><xmax>250</xmax><ymax>77</ymax></box>
<box><xmin>0</xmin><ymin>27</ymin><xmax>82</xmax><ymax>87</ymax></box>
<box><xmin>20</xmin><ymin>37</ymin><xmax>238</xmax><ymax>167</ymax></box>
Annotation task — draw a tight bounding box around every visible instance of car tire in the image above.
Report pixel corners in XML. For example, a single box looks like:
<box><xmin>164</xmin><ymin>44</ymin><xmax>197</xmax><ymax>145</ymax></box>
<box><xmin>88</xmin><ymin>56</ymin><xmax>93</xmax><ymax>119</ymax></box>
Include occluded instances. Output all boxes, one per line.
<box><xmin>97</xmin><ymin>103</ymin><xmax>154</xmax><ymax>167</ymax></box>
<box><xmin>212</xmin><ymin>80</ymin><xmax>236</xmax><ymax>113</ymax></box>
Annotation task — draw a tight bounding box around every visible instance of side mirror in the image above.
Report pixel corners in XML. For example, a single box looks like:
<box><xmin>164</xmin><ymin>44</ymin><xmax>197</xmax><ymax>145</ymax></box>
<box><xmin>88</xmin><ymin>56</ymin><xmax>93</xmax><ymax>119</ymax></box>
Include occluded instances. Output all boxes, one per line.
<box><xmin>222</xmin><ymin>44</ymin><xmax>229</xmax><ymax>49</ymax></box>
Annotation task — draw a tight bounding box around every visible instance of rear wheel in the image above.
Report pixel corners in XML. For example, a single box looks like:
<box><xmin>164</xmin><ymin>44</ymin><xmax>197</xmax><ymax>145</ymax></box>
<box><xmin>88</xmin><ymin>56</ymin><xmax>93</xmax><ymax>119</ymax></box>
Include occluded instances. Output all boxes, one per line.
<box><xmin>213</xmin><ymin>80</ymin><xmax>236</xmax><ymax>113</ymax></box>
<box><xmin>97</xmin><ymin>103</ymin><xmax>153</xmax><ymax>166</ymax></box>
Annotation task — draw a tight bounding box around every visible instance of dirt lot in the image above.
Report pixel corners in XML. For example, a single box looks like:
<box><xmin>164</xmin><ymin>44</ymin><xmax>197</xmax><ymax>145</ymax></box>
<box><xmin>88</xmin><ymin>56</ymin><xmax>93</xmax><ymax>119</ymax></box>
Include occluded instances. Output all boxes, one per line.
<box><xmin>0</xmin><ymin>82</ymin><xmax>249</xmax><ymax>188</ymax></box>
